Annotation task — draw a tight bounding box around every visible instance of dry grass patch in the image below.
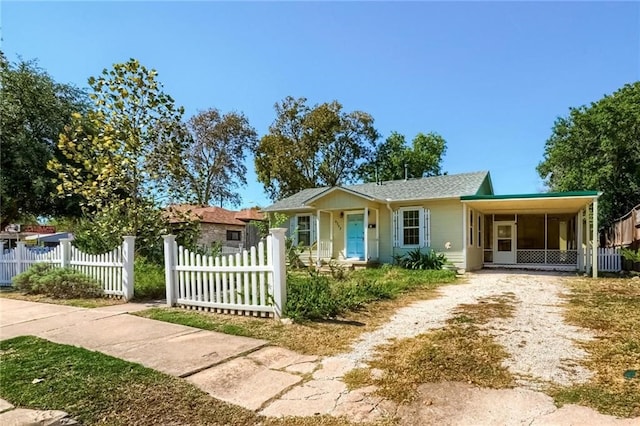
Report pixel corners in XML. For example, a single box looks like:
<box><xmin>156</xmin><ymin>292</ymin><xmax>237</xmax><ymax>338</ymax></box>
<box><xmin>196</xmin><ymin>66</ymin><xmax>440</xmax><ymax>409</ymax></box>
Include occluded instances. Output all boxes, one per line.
<box><xmin>0</xmin><ymin>290</ymin><xmax>125</xmax><ymax>308</ymax></box>
<box><xmin>344</xmin><ymin>293</ymin><xmax>517</xmax><ymax>403</ymax></box>
<box><xmin>550</xmin><ymin>277</ymin><xmax>640</xmax><ymax>418</ymax></box>
<box><xmin>136</xmin><ymin>285</ymin><xmax>448</xmax><ymax>356</ymax></box>
<box><xmin>1</xmin><ymin>336</ymin><xmax>387</xmax><ymax>426</ymax></box>
<box><xmin>452</xmin><ymin>292</ymin><xmax>517</xmax><ymax>323</ymax></box>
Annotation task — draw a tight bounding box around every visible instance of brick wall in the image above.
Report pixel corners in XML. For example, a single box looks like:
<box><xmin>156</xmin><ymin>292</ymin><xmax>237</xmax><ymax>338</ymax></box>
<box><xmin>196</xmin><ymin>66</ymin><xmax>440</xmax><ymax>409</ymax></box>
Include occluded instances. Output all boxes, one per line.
<box><xmin>198</xmin><ymin>223</ymin><xmax>245</xmax><ymax>248</ymax></box>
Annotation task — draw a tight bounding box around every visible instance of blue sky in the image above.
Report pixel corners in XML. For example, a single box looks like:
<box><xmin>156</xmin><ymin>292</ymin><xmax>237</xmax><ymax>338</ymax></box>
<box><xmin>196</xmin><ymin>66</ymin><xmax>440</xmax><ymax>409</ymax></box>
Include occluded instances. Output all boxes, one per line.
<box><xmin>3</xmin><ymin>1</ymin><xmax>639</xmax><ymax>208</ymax></box>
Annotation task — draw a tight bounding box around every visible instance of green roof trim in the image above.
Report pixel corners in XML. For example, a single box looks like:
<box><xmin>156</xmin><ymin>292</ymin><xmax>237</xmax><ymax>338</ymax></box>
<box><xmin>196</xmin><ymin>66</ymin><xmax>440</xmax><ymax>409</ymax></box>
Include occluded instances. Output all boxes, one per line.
<box><xmin>461</xmin><ymin>191</ymin><xmax>600</xmax><ymax>201</ymax></box>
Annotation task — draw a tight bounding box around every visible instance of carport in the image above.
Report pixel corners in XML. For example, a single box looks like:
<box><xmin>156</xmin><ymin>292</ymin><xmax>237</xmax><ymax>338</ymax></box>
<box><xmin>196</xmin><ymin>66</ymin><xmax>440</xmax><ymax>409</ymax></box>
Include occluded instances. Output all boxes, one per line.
<box><xmin>461</xmin><ymin>191</ymin><xmax>601</xmax><ymax>277</ymax></box>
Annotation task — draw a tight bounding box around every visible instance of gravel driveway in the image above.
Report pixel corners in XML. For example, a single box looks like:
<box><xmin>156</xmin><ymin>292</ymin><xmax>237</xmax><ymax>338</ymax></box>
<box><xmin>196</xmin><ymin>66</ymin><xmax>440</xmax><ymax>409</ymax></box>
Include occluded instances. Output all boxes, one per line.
<box><xmin>332</xmin><ymin>269</ymin><xmax>594</xmax><ymax>389</ymax></box>
<box><xmin>263</xmin><ymin>270</ymin><xmax>636</xmax><ymax>424</ymax></box>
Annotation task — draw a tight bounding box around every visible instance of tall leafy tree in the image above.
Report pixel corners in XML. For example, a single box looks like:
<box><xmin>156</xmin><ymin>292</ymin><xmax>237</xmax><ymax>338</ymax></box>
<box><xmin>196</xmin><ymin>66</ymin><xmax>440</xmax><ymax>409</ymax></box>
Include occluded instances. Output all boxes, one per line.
<box><xmin>49</xmin><ymin>59</ymin><xmax>186</xmax><ymax>258</ymax></box>
<box><xmin>0</xmin><ymin>53</ymin><xmax>88</xmax><ymax>229</ymax></box>
<box><xmin>537</xmin><ymin>82</ymin><xmax>640</xmax><ymax>227</ymax></box>
<box><xmin>255</xmin><ymin>96</ymin><xmax>378</xmax><ymax>200</ymax></box>
<box><xmin>359</xmin><ymin>131</ymin><xmax>447</xmax><ymax>182</ymax></box>
<box><xmin>161</xmin><ymin>108</ymin><xmax>258</xmax><ymax>207</ymax></box>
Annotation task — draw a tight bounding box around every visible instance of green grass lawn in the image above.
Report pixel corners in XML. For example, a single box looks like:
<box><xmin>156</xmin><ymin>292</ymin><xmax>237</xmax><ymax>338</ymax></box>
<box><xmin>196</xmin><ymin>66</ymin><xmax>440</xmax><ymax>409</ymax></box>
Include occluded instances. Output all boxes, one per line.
<box><xmin>0</xmin><ymin>336</ymin><xmax>260</xmax><ymax>425</ymax></box>
<box><xmin>0</xmin><ymin>336</ymin><xmax>379</xmax><ymax>426</ymax></box>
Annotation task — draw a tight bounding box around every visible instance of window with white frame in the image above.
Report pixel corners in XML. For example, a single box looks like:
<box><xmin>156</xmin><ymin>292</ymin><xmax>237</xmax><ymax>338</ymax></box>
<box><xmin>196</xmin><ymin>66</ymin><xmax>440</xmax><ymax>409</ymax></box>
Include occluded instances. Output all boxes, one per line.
<box><xmin>291</xmin><ymin>214</ymin><xmax>316</xmax><ymax>247</ymax></box>
<box><xmin>297</xmin><ymin>215</ymin><xmax>311</xmax><ymax>246</ymax></box>
<box><xmin>477</xmin><ymin>213</ymin><xmax>482</xmax><ymax>248</ymax></box>
<box><xmin>403</xmin><ymin>210</ymin><xmax>420</xmax><ymax>246</ymax></box>
<box><xmin>468</xmin><ymin>208</ymin><xmax>474</xmax><ymax>247</ymax></box>
<box><xmin>393</xmin><ymin>207</ymin><xmax>430</xmax><ymax>248</ymax></box>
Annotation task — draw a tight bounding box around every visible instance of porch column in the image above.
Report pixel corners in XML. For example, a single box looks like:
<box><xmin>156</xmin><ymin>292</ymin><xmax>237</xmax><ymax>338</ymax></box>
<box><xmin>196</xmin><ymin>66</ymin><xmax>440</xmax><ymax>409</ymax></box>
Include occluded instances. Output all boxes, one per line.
<box><xmin>364</xmin><ymin>207</ymin><xmax>369</xmax><ymax>261</ymax></box>
<box><xmin>577</xmin><ymin>210</ymin><xmax>583</xmax><ymax>271</ymax></box>
<box><xmin>462</xmin><ymin>203</ymin><xmax>467</xmax><ymax>269</ymax></box>
<box><xmin>544</xmin><ymin>213</ymin><xmax>548</xmax><ymax>265</ymax></box>
<box><xmin>585</xmin><ymin>206</ymin><xmax>591</xmax><ymax>274</ymax></box>
<box><xmin>329</xmin><ymin>211</ymin><xmax>334</xmax><ymax>259</ymax></box>
<box><xmin>375</xmin><ymin>208</ymin><xmax>380</xmax><ymax>260</ymax></box>
<box><xmin>592</xmin><ymin>199</ymin><xmax>598</xmax><ymax>278</ymax></box>
<box><xmin>316</xmin><ymin>210</ymin><xmax>321</xmax><ymax>267</ymax></box>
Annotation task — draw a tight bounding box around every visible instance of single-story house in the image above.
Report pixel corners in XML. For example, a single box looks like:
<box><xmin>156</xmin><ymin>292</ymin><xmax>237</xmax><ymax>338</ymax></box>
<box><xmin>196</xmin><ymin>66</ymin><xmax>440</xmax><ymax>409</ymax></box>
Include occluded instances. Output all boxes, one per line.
<box><xmin>262</xmin><ymin>171</ymin><xmax>602</xmax><ymax>276</ymax></box>
<box><xmin>167</xmin><ymin>205</ymin><xmax>264</xmax><ymax>251</ymax></box>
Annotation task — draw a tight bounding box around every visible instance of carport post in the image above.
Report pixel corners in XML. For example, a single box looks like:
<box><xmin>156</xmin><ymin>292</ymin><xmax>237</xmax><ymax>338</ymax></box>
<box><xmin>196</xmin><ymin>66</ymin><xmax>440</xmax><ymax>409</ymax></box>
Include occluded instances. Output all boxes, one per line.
<box><xmin>585</xmin><ymin>206</ymin><xmax>591</xmax><ymax>274</ymax></box>
<box><xmin>592</xmin><ymin>199</ymin><xmax>598</xmax><ymax>278</ymax></box>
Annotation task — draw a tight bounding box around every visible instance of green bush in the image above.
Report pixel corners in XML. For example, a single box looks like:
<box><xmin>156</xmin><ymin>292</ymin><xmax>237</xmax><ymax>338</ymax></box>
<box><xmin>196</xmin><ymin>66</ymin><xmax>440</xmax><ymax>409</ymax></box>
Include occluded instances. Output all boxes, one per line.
<box><xmin>621</xmin><ymin>248</ymin><xmax>640</xmax><ymax>263</ymax></box>
<box><xmin>285</xmin><ymin>272</ymin><xmax>340</xmax><ymax>322</ymax></box>
<box><xmin>134</xmin><ymin>257</ymin><xmax>166</xmax><ymax>300</ymax></box>
<box><xmin>394</xmin><ymin>248</ymin><xmax>447</xmax><ymax>270</ymax></box>
<box><xmin>328</xmin><ymin>260</ymin><xmax>351</xmax><ymax>281</ymax></box>
<box><xmin>284</xmin><ymin>266</ymin><xmax>457</xmax><ymax>322</ymax></box>
<box><xmin>13</xmin><ymin>264</ymin><xmax>103</xmax><ymax>299</ymax></box>
<box><xmin>336</xmin><ymin>279</ymin><xmax>391</xmax><ymax>311</ymax></box>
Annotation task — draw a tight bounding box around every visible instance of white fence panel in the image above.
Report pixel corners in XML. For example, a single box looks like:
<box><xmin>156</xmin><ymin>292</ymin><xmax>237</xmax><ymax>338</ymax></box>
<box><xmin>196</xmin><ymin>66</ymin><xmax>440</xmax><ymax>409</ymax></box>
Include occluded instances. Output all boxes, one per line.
<box><xmin>0</xmin><ymin>237</ymin><xmax>135</xmax><ymax>300</ymax></box>
<box><xmin>163</xmin><ymin>228</ymin><xmax>287</xmax><ymax>318</ymax></box>
<box><xmin>598</xmin><ymin>247</ymin><xmax>621</xmax><ymax>272</ymax></box>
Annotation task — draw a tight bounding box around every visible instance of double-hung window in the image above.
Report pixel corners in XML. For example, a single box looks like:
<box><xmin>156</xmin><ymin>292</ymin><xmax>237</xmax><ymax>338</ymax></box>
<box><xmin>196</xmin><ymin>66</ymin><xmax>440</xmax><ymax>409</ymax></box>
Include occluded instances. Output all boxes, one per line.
<box><xmin>290</xmin><ymin>214</ymin><xmax>316</xmax><ymax>247</ymax></box>
<box><xmin>297</xmin><ymin>215</ymin><xmax>311</xmax><ymax>246</ymax></box>
<box><xmin>403</xmin><ymin>210</ymin><xmax>420</xmax><ymax>246</ymax></box>
<box><xmin>393</xmin><ymin>207</ymin><xmax>430</xmax><ymax>248</ymax></box>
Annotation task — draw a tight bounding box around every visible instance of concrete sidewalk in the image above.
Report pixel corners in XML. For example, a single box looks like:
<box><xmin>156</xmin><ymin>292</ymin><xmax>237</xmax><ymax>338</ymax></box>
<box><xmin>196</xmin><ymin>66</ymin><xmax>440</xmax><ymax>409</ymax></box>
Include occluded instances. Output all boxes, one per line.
<box><xmin>0</xmin><ymin>298</ymin><xmax>270</xmax><ymax>377</ymax></box>
<box><xmin>0</xmin><ymin>298</ymin><xmax>322</xmax><ymax>419</ymax></box>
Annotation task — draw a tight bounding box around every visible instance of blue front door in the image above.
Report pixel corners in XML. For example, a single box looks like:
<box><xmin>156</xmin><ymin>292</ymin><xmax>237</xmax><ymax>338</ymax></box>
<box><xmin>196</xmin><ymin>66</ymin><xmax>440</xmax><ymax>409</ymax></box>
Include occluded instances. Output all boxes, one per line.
<box><xmin>346</xmin><ymin>214</ymin><xmax>365</xmax><ymax>259</ymax></box>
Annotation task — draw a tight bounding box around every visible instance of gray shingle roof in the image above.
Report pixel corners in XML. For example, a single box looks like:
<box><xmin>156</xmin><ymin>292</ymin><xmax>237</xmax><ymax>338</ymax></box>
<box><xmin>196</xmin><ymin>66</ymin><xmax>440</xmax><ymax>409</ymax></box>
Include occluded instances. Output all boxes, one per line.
<box><xmin>263</xmin><ymin>171</ymin><xmax>490</xmax><ymax>211</ymax></box>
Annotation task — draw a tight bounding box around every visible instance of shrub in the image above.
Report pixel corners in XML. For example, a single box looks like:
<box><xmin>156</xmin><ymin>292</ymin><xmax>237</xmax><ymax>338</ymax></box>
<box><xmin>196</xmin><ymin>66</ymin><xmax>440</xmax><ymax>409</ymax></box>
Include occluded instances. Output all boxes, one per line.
<box><xmin>285</xmin><ymin>272</ymin><xmax>340</xmax><ymax>322</ymax></box>
<box><xmin>394</xmin><ymin>248</ymin><xmax>447</xmax><ymax>270</ymax></box>
<box><xmin>621</xmin><ymin>248</ymin><xmax>640</xmax><ymax>263</ymax></box>
<box><xmin>13</xmin><ymin>264</ymin><xmax>103</xmax><ymax>299</ymax></box>
<box><xmin>337</xmin><ymin>278</ymin><xmax>394</xmax><ymax>311</ymax></box>
<box><xmin>134</xmin><ymin>257</ymin><xmax>166</xmax><ymax>300</ymax></box>
<box><xmin>328</xmin><ymin>260</ymin><xmax>351</xmax><ymax>281</ymax></box>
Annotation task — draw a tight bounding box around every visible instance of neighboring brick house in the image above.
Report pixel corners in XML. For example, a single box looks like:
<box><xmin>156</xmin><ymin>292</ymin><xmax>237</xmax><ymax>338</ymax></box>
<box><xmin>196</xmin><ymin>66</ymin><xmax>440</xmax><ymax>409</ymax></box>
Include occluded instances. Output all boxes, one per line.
<box><xmin>167</xmin><ymin>205</ymin><xmax>264</xmax><ymax>251</ymax></box>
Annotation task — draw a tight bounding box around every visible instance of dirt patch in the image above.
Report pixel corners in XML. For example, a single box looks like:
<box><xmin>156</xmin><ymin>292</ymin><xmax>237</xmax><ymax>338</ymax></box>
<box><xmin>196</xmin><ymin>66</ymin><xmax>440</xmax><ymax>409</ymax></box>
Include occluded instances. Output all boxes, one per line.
<box><xmin>396</xmin><ymin>381</ymin><xmax>637</xmax><ymax>426</ymax></box>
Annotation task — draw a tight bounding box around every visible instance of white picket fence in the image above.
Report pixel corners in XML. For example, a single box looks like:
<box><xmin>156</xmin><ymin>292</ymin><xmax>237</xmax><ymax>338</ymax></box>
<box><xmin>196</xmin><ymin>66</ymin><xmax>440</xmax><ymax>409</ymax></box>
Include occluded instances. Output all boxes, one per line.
<box><xmin>598</xmin><ymin>247</ymin><xmax>622</xmax><ymax>272</ymax></box>
<box><xmin>163</xmin><ymin>228</ymin><xmax>287</xmax><ymax>317</ymax></box>
<box><xmin>0</xmin><ymin>237</ymin><xmax>135</xmax><ymax>300</ymax></box>
<box><xmin>0</xmin><ymin>244</ymin><xmax>62</xmax><ymax>285</ymax></box>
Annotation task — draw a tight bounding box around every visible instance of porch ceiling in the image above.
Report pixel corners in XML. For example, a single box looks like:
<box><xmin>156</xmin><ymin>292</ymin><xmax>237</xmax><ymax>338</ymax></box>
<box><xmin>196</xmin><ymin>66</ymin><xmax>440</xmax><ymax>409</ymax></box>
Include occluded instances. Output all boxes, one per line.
<box><xmin>461</xmin><ymin>191</ymin><xmax>599</xmax><ymax>215</ymax></box>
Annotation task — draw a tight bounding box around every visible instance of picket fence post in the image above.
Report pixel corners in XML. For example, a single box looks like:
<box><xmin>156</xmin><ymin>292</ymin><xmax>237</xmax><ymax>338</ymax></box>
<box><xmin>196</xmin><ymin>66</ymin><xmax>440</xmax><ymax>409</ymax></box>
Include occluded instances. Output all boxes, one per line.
<box><xmin>121</xmin><ymin>236</ymin><xmax>136</xmax><ymax>301</ymax></box>
<box><xmin>270</xmin><ymin>228</ymin><xmax>287</xmax><ymax>319</ymax></box>
<box><xmin>15</xmin><ymin>241</ymin><xmax>26</xmax><ymax>275</ymax></box>
<box><xmin>163</xmin><ymin>235</ymin><xmax>177</xmax><ymax>307</ymax></box>
<box><xmin>60</xmin><ymin>238</ymin><xmax>72</xmax><ymax>268</ymax></box>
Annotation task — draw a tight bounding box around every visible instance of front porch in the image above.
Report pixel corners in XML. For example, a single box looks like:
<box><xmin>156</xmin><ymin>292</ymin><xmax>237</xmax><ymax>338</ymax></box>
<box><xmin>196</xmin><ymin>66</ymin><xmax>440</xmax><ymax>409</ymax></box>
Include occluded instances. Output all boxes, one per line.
<box><xmin>292</xmin><ymin>206</ymin><xmax>381</xmax><ymax>266</ymax></box>
<box><xmin>461</xmin><ymin>191</ymin><xmax>601</xmax><ymax>276</ymax></box>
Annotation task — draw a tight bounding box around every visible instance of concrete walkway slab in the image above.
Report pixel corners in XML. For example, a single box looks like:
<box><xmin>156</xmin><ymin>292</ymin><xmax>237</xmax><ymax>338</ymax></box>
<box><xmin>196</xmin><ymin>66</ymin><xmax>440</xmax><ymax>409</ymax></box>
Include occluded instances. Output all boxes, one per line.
<box><xmin>0</xmin><ymin>308</ymin><xmax>120</xmax><ymax>340</ymax></box>
<box><xmin>0</xmin><ymin>408</ymin><xmax>73</xmax><ymax>426</ymax></box>
<box><xmin>188</xmin><ymin>357</ymin><xmax>303</xmax><ymax>410</ymax></box>
<box><xmin>112</xmin><ymin>329</ymin><xmax>268</xmax><ymax>377</ymax></box>
<box><xmin>0</xmin><ymin>398</ymin><xmax>14</xmax><ymax>413</ymax></box>
<box><xmin>0</xmin><ymin>298</ymin><xmax>81</xmax><ymax>326</ymax></box>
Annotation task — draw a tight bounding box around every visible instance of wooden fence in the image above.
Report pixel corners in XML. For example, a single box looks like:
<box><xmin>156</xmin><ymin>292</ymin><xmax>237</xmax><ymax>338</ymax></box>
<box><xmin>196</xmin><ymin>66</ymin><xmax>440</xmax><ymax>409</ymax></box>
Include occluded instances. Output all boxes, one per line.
<box><xmin>597</xmin><ymin>247</ymin><xmax>622</xmax><ymax>272</ymax></box>
<box><xmin>0</xmin><ymin>237</ymin><xmax>135</xmax><ymax>300</ymax></box>
<box><xmin>163</xmin><ymin>228</ymin><xmax>286</xmax><ymax>318</ymax></box>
